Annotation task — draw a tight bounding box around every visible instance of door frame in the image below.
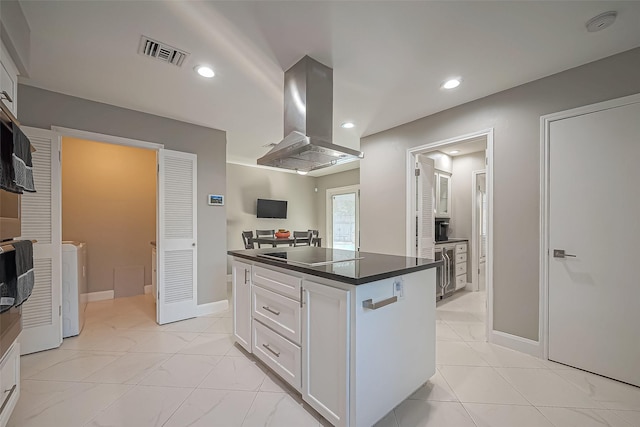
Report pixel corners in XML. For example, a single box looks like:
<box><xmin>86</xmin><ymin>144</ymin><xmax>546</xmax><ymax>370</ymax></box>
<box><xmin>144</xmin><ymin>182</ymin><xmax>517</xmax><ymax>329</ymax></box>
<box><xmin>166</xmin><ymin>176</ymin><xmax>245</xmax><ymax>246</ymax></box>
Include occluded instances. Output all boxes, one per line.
<box><xmin>52</xmin><ymin>126</ymin><xmax>163</xmax><ymax>308</ymax></box>
<box><xmin>406</xmin><ymin>128</ymin><xmax>494</xmax><ymax>339</ymax></box>
<box><xmin>326</xmin><ymin>184</ymin><xmax>360</xmax><ymax>250</ymax></box>
<box><xmin>470</xmin><ymin>169</ymin><xmax>486</xmax><ymax>292</ymax></box>
<box><xmin>539</xmin><ymin>92</ymin><xmax>640</xmax><ymax>360</ymax></box>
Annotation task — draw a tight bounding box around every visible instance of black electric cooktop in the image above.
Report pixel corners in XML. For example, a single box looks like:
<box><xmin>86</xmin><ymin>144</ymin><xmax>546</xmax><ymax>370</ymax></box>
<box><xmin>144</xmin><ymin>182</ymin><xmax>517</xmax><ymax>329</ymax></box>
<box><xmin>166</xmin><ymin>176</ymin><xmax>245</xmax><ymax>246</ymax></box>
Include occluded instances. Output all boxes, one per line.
<box><xmin>257</xmin><ymin>248</ymin><xmax>364</xmax><ymax>266</ymax></box>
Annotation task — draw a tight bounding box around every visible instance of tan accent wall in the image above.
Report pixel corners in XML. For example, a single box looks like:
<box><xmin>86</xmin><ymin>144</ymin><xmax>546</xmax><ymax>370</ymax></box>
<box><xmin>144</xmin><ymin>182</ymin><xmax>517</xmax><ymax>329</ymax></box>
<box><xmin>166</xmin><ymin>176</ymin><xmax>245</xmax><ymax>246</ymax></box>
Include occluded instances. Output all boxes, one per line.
<box><xmin>62</xmin><ymin>137</ymin><xmax>156</xmax><ymax>295</ymax></box>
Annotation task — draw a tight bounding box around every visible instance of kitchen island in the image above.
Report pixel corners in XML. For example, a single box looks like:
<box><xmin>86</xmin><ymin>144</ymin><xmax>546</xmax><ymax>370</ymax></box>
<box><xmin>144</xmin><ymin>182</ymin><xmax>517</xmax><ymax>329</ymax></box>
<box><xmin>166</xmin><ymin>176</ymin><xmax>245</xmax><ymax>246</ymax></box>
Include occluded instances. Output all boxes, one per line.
<box><xmin>228</xmin><ymin>246</ymin><xmax>440</xmax><ymax>427</ymax></box>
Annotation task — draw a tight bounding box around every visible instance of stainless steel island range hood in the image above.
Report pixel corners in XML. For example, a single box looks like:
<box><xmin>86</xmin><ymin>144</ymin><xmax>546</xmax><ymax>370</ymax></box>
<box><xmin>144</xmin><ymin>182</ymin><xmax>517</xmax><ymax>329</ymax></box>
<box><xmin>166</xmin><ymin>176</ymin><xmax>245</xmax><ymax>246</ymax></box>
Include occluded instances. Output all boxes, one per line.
<box><xmin>257</xmin><ymin>56</ymin><xmax>364</xmax><ymax>173</ymax></box>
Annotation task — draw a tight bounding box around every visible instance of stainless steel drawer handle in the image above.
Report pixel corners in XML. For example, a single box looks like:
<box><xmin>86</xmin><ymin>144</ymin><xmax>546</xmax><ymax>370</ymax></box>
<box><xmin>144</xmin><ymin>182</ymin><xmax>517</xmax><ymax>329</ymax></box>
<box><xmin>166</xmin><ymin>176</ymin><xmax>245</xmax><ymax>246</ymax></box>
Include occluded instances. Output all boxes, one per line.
<box><xmin>0</xmin><ymin>384</ymin><xmax>16</xmax><ymax>414</ymax></box>
<box><xmin>262</xmin><ymin>306</ymin><xmax>280</xmax><ymax>316</ymax></box>
<box><xmin>362</xmin><ymin>296</ymin><xmax>398</xmax><ymax>310</ymax></box>
<box><xmin>262</xmin><ymin>343</ymin><xmax>280</xmax><ymax>357</ymax></box>
<box><xmin>0</xmin><ymin>91</ymin><xmax>13</xmax><ymax>103</ymax></box>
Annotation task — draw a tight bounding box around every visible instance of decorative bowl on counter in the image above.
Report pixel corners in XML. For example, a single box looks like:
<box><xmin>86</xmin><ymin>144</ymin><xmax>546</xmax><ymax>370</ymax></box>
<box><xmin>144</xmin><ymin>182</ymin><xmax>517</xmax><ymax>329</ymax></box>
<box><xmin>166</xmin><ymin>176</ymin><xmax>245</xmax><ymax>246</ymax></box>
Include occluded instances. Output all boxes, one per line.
<box><xmin>275</xmin><ymin>231</ymin><xmax>290</xmax><ymax>238</ymax></box>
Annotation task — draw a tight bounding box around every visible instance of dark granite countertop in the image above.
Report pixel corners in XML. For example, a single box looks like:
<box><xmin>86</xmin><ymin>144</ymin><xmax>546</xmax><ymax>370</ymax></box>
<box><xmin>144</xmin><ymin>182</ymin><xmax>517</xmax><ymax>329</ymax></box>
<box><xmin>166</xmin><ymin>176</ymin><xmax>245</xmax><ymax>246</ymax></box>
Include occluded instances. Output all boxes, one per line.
<box><xmin>228</xmin><ymin>247</ymin><xmax>441</xmax><ymax>285</ymax></box>
<box><xmin>435</xmin><ymin>238</ymin><xmax>468</xmax><ymax>245</ymax></box>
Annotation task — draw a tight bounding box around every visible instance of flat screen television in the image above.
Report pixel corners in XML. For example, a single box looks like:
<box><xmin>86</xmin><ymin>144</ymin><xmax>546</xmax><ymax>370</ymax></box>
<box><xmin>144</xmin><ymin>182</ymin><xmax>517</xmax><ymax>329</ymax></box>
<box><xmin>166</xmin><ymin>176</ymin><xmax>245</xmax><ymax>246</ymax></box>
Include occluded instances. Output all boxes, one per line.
<box><xmin>257</xmin><ymin>198</ymin><xmax>287</xmax><ymax>219</ymax></box>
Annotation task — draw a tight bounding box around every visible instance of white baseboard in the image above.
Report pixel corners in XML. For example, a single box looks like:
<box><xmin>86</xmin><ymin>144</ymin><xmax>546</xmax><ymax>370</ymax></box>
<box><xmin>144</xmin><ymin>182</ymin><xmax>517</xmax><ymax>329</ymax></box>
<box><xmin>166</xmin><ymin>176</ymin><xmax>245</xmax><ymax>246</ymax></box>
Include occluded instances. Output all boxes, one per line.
<box><xmin>87</xmin><ymin>290</ymin><xmax>114</xmax><ymax>302</ymax></box>
<box><xmin>490</xmin><ymin>330</ymin><xmax>543</xmax><ymax>358</ymax></box>
<box><xmin>197</xmin><ymin>299</ymin><xmax>229</xmax><ymax>317</ymax></box>
<box><xmin>144</xmin><ymin>285</ymin><xmax>152</xmax><ymax>295</ymax></box>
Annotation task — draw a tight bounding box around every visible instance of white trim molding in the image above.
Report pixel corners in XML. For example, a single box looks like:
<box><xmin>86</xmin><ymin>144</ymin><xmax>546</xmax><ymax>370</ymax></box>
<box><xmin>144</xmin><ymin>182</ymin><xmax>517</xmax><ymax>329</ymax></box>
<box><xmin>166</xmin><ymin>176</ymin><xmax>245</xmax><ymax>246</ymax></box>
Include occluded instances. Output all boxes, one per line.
<box><xmin>490</xmin><ymin>330</ymin><xmax>543</xmax><ymax>358</ymax></box>
<box><xmin>406</xmin><ymin>128</ymin><xmax>495</xmax><ymax>344</ymax></box>
<box><xmin>51</xmin><ymin>126</ymin><xmax>164</xmax><ymax>150</ymax></box>
<box><xmin>86</xmin><ymin>290</ymin><xmax>115</xmax><ymax>302</ymax></box>
<box><xmin>197</xmin><ymin>299</ymin><xmax>229</xmax><ymax>317</ymax></box>
<box><xmin>539</xmin><ymin>92</ymin><xmax>640</xmax><ymax>361</ymax></box>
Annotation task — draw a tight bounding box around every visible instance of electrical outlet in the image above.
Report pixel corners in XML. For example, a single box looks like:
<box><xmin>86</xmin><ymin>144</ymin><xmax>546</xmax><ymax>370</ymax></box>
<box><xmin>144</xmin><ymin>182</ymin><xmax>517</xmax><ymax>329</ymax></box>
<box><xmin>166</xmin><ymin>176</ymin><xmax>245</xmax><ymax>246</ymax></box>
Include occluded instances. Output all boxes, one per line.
<box><xmin>393</xmin><ymin>278</ymin><xmax>405</xmax><ymax>300</ymax></box>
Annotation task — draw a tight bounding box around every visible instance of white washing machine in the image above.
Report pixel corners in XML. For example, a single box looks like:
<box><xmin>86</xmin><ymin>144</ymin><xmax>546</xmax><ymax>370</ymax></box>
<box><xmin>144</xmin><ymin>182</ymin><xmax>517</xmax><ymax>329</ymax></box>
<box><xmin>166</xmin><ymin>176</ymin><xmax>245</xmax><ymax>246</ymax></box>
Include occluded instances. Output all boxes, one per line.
<box><xmin>62</xmin><ymin>241</ymin><xmax>87</xmax><ymax>338</ymax></box>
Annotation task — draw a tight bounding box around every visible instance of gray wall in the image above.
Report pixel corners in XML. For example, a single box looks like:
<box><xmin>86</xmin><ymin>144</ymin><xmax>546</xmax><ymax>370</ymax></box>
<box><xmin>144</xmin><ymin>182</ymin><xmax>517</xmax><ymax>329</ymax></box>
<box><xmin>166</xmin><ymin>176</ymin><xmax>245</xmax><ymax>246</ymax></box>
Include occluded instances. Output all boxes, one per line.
<box><xmin>450</xmin><ymin>151</ymin><xmax>486</xmax><ymax>240</ymax></box>
<box><xmin>226</xmin><ymin>163</ymin><xmax>318</xmax><ymax>272</ymax></box>
<box><xmin>314</xmin><ymin>168</ymin><xmax>360</xmax><ymax>241</ymax></box>
<box><xmin>360</xmin><ymin>47</ymin><xmax>640</xmax><ymax>341</ymax></box>
<box><xmin>18</xmin><ymin>84</ymin><xmax>228</xmax><ymax>304</ymax></box>
<box><xmin>0</xmin><ymin>0</ymin><xmax>30</xmax><ymax>75</ymax></box>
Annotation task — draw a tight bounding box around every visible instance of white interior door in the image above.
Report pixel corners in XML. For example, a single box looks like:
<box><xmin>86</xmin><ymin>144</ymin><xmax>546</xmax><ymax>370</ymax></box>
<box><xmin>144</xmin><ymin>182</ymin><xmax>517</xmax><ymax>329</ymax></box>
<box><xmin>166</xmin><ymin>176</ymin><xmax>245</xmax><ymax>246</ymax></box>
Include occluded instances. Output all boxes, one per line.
<box><xmin>548</xmin><ymin>100</ymin><xmax>640</xmax><ymax>386</ymax></box>
<box><xmin>416</xmin><ymin>154</ymin><xmax>435</xmax><ymax>259</ymax></box>
<box><xmin>326</xmin><ymin>186</ymin><xmax>359</xmax><ymax>251</ymax></box>
<box><xmin>157</xmin><ymin>149</ymin><xmax>197</xmax><ymax>325</ymax></box>
<box><xmin>18</xmin><ymin>127</ymin><xmax>62</xmax><ymax>355</ymax></box>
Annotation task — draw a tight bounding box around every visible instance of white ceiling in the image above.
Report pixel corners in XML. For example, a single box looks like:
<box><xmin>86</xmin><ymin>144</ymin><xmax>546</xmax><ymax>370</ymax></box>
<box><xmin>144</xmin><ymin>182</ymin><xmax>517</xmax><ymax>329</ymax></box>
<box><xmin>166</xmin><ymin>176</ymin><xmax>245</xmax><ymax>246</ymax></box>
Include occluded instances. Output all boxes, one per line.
<box><xmin>18</xmin><ymin>1</ymin><xmax>640</xmax><ymax>176</ymax></box>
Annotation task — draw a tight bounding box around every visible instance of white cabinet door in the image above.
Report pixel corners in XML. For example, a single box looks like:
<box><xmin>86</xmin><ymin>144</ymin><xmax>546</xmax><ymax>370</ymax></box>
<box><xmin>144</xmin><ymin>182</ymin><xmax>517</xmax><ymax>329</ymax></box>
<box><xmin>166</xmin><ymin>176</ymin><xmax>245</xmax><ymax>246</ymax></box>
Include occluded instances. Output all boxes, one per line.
<box><xmin>302</xmin><ymin>280</ymin><xmax>349</xmax><ymax>427</ymax></box>
<box><xmin>157</xmin><ymin>149</ymin><xmax>197</xmax><ymax>324</ymax></box>
<box><xmin>232</xmin><ymin>261</ymin><xmax>252</xmax><ymax>352</ymax></box>
<box><xmin>435</xmin><ymin>172</ymin><xmax>451</xmax><ymax>218</ymax></box>
<box><xmin>0</xmin><ymin>42</ymin><xmax>18</xmax><ymax>117</ymax></box>
<box><xmin>19</xmin><ymin>127</ymin><xmax>62</xmax><ymax>355</ymax></box>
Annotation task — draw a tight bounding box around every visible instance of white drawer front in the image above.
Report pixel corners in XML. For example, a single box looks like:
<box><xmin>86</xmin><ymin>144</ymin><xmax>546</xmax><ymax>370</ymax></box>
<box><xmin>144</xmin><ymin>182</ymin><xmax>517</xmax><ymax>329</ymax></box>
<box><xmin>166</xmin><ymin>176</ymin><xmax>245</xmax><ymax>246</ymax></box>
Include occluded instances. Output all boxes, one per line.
<box><xmin>455</xmin><ymin>243</ymin><xmax>467</xmax><ymax>254</ymax></box>
<box><xmin>252</xmin><ymin>285</ymin><xmax>301</xmax><ymax>345</ymax></box>
<box><xmin>253</xmin><ymin>266</ymin><xmax>301</xmax><ymax>300</ymax></box>
<box><xmin>456</xmin><ymin>262</ymin><xmax>467</xmax><ymax>275</ymax></box>
<box><xmin>0</xmin><ymin>342</ymin><xmax>20</xmax><ymax>425</ymax></box>
<box><xmin>456</xmin><ymin>252</ymin><xmax>467</xmax><ymax>263</ymax></box>
<box><xmin>253</xmin><ymin>320</ymin><xmax>301</xmax><ymax>391</ymax></box>
<box><xmin>455</xmin><ymin>275</ymin><xmax>467</xmax><ymax>289</ymax></box>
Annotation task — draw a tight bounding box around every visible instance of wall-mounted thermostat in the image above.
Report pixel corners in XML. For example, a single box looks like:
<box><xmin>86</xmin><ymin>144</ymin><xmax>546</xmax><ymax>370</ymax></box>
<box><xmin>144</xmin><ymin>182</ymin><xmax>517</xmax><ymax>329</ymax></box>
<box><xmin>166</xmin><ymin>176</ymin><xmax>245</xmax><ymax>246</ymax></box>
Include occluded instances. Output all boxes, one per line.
<box><xmin>208</xmin><ymin>194</ymin><xmax>224</xmax><ymax>206</ymax></box>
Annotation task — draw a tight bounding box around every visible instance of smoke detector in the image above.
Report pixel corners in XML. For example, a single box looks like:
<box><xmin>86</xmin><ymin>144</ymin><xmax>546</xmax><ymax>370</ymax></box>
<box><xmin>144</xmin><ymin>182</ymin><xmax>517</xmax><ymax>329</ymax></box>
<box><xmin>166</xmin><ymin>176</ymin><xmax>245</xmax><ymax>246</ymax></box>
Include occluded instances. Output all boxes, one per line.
<box><xmin>586</xmin><ymin>11</ymin><xmax>617</xmax><ymax>33</ymax></box>
<box><xmin>138</xmin><ymin>35</ymin><xmax>189</xmax><ymax>66</ymax></box>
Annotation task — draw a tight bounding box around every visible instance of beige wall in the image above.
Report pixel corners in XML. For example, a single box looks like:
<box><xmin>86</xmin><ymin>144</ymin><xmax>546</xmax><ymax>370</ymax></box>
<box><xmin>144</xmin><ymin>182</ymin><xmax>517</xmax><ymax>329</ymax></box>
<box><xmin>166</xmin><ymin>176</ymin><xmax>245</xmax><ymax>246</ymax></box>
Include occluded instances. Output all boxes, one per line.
<box><xmin>314</xmin><ymin>168</ymin><xmax>360</xmax><ymax>241</ymax></box>
<box><xmin>62</xmin><ymin>137</ymin><xmax>156</xmax><ymax>295</ymax></box>
<box><xmin>360</xmin><ymin>47</ymin><xmax>640</xmax><ymax>342</ymax></box>
<box><xmin>19</xmin><ymin>85</ymin><xmax>228</xmax><ymax>304</ymax></box>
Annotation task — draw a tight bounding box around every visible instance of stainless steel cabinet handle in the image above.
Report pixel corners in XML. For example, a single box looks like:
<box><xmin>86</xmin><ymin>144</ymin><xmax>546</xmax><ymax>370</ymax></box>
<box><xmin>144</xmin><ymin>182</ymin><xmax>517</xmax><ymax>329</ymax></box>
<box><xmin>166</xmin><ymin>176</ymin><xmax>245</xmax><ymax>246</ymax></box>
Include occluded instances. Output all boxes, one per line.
<box><xmin>0</xmin><ymin>91</ymin><xmax>13</xmax><ymax>103</ymax></box>
<box><xmin>244</xmin><ymin>269</ymin><xmax>249</xmax><ymax>284</ymax></box>
<box><xmin>553</xmin><ymin>249</ymin><xmax>576</xmax><ymax>258</ymax></box>
<box><xmin>262</xmin><ymin>306</ymin><xmax>280</xmax><ymax>316</ymax></box>
<box><xmin>362</xmin><ymin>296</ymin><xmax>398</xmax><ymax>310</ymax></box>
<box><xmin>262</xmin><ymin>343</ymin><xmax>280</xmax><ymax>357</ymax></box>
<box><xmin>0</xmin><ymin>384</ymin><xmax>16</xmax><ymax>414</ymax></box>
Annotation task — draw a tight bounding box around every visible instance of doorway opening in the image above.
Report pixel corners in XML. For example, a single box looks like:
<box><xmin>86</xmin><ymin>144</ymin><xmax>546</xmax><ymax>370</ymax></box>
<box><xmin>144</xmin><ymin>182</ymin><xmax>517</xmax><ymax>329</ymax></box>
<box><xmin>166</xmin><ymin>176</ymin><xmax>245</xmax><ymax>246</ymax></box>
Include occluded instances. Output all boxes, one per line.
<box><xmin>60</xmin><ymin>135</ymin><xmax>158</xmax><ymax>333</ymax></box>
<box><xmin>326</xmin><ymin>185</ymin><xmax>360</xmax><ymax>251</ymax></box>
<box><xmin>407</xmin><ymin>129</ymin><xmax>494</xmax><ymax>341</ymax></box>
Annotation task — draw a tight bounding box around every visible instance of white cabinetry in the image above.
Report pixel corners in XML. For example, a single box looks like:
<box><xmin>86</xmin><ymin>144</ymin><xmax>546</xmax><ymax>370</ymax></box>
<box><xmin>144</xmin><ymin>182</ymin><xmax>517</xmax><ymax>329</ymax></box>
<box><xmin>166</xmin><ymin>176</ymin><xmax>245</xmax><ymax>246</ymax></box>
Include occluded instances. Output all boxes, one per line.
<box><xmin>0</xmin><ymin>342</ymin><xmax>20</xmax><ymax>427</ymax></box>
<box><xmin>232</xmin><ymin>260</ymin><xmax>252</xmax><ymax>352</ymax></box>
<box><xmin>434</xmin><ymin>172</ymin><xmax>451</xmax><ymax>218</ymax></box>
<box><xmin>302</xmin><ymin>280</ymin><xmax>349</xmax><ymax>427</ymax></box>
<box><xmin>0</xmin><ymin>42</ymin><xmax>19</xmax><ymax>118</ymax></box>
<box><xmin>455</xmin><ymin>242</ymin><xmax>468</xmax><ymax>290</ymax></box>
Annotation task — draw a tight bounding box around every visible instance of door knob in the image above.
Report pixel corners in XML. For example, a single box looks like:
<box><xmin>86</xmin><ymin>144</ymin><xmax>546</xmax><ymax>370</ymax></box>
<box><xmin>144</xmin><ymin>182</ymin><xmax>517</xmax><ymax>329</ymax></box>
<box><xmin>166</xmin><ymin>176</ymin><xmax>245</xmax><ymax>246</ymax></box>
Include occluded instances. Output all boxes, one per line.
<box><xmin>553</xmin><ymin>249</ymin><xmax>576</xmax><ymax>258</ymax></box>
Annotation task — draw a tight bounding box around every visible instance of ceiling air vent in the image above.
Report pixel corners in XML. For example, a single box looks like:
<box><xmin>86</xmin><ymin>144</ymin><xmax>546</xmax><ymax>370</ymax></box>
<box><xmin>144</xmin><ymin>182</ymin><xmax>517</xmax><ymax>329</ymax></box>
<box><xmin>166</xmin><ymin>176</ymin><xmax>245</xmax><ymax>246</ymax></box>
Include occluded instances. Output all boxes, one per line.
<box><xmin>138</xmin><ymin>36</ymin><xmax>189</xmax><ymax>67</ymax></box>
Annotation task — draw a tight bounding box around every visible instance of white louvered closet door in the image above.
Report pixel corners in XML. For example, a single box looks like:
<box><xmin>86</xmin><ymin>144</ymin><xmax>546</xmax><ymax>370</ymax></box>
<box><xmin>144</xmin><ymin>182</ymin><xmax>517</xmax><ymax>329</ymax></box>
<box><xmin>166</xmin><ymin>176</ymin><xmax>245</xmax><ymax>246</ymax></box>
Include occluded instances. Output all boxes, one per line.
<box><xmin>19</xmin><ymin>127</ymin><xmax>62</xmax><ymax>355</ymax></box>
<box><xmin>157</xmin><ymin>149</ymin><xmax>197</xmax><ymax>324</ymax></box>
<box><xmin>417</xmin><ymin>154</ymin><xmax>435</xmax><ymax>259</ymax></box>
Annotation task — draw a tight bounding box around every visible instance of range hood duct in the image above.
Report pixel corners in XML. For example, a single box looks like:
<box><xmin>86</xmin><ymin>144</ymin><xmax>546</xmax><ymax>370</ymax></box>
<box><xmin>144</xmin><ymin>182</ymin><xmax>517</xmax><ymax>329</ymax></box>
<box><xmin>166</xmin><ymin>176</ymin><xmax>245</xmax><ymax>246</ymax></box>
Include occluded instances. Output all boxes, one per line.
<box><xmin>257</xmin><ymin>56</ymin><xmax>364</xmax><ymax>172</ymax></box>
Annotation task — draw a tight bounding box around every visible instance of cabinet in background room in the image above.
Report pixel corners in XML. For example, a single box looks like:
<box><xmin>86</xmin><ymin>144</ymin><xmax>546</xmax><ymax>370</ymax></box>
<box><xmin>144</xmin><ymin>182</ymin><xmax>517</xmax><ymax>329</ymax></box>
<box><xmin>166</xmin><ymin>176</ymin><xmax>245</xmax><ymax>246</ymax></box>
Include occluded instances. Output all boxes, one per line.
<box><xmin>455</xmin><ymin>242</ymin><xmax>468</xmax><ymax>290</ymax></box>
<box><xmin>434</xmin><ymin>172</ymin><xmax>451</xmax><ymax>218</ymax></box>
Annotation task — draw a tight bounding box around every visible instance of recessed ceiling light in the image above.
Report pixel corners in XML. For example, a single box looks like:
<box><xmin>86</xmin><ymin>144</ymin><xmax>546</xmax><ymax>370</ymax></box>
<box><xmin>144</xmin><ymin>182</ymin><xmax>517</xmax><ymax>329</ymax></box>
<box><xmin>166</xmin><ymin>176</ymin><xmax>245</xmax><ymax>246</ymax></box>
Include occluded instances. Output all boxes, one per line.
<box><xmin>450</xmin><ymin>150</ymin><xmax>460</xmax><ymax>154</ymax></box>
<box><xmin>442</xmin><ymin>78</ymin><xmax>461</xmax><ymax>89</ymax></box>
<box><xmin>195</xmin><ymin>65</ymin><xmax>215</xmax><ymax>78</ymax></box>
<box><xmin>341</xmin><ymin>122</ymin><xmax>355</xmax><ymax>129</ymax></box>
<box><xmin>296</xmin><ymin>170</ymin><xmax>308</xmax><ymax>175</ymax></box>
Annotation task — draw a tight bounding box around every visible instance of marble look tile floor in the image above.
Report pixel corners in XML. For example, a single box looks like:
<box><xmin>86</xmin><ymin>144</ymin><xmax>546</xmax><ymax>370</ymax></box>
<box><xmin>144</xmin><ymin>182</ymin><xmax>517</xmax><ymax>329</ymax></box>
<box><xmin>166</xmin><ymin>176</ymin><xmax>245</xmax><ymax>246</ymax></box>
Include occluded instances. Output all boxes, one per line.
<box><xmin>8</xmin><ymin>291</ymin><xmax>640</xmax><ymax>426</ymax></box>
